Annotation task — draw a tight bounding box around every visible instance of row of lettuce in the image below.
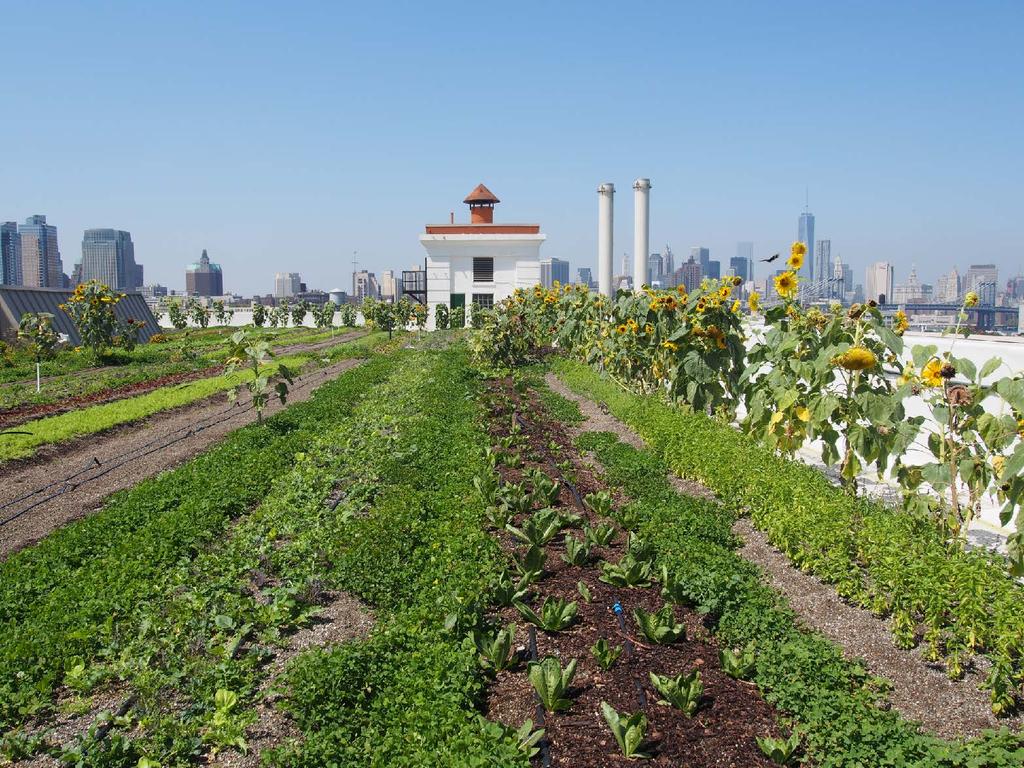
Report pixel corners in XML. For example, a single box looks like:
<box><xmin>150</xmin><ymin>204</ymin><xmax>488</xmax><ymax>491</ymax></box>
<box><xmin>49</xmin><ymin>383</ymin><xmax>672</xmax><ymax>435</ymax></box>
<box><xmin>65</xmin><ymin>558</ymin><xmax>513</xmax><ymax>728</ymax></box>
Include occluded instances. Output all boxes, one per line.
<box><xmin>470</xmin><ymin>245</ymin><xmax>1024</xmax><ymax>578</ymax></box>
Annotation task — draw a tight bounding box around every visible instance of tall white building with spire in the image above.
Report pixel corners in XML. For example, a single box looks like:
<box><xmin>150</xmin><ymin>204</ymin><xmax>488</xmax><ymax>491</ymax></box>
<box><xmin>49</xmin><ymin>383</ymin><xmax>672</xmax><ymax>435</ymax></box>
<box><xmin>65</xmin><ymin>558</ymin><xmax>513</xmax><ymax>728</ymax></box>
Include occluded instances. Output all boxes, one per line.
<box><xmin>797</xmin><ymin>208</ymin><xmax>815</xmax><ymax>282</ymax></box>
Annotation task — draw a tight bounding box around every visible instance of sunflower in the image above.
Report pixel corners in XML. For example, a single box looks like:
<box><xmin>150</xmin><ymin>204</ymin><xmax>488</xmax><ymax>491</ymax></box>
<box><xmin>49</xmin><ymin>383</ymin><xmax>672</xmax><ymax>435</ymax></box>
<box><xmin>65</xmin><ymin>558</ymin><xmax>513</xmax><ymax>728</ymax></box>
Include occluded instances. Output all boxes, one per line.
<box><xmin>616</xmin><ymin>324</ymin><xmax>628</xmax><ymax>335</ymax></box>
<box><xmin>893</xmin><ymin>309</ymin><xmax>909</xmax><ymax>335</ymax></box>
<box><xmin>835</xmin><ymin>347</ymin><xmax>877</xmax><ymax>371</ymax></box>
<box><xmin>898</xmin><ymin>363</ymin><xmax>916</xmax><ymax>386</ymax></box>
<box><xmin>718</xmin><ymin>285</ymin><xmax>732</xmax><ymax>300</ymax></box>
<box><xmin>733</xmin><ymin>275</ymin><xmax>743</xmax><ymax>287</ymax></box>
<box><xmin>774</xmin><ymin>271</ymin><xmax>799</xmax><ymax>299</ymax></box>
<box><xmin>705</xmin><ymin>325</ymin><xmax>727</xmax><ymax>349</ymax></box>
<box><xmin>695</xmin><ymin>299</ymin><xmax>707</xmax><ymax>313</ymax></box>
<box><xmin>748</xmin><ymin>292</ymin><xmax>761</xmax><ymax>313</ymax></box>
<box><xmin>731</xmin><ymin>299</ymin><xmax>741</xmax><ymax>313</ymax></box>
<box><xmin>922</xmin><ymin>358</ymin><xmax>944</xmax><ymax>387</ymax></box>
<box><xmin>676</xmin><ymin>283</ymin><xmax>687</xmax><ymax>295</ymax></box>
<box><xmin>964</xmin><ymin>291</ymin><xmax>979</xmax><ymax>308</ymax></box>
<box><xmin>661</xmin><ymin>340</ymin><xmax>679</xmax><ymax>352</ymax></box>
<box><xmin>644</xmin><ymin>323</ymin><xmax>654</xmax><ymax>334</ymax></box>
<box><xmin>791</xmin><ymin>241</ymin><xmax>807</xmax><ymax>257</ymax></box>
<box><xmin>787</xmin><ymin>250</ymin><xmax>804</xmax><ymax>270</ymax></box>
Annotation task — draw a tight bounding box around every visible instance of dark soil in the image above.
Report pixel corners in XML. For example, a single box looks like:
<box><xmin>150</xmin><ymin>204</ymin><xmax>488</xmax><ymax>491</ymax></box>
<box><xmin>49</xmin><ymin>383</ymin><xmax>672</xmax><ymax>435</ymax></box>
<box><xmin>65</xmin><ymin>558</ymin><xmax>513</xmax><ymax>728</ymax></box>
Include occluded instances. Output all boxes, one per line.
<box><xmin>479</xmin><ymin>379</ymin><xmax>784</xmax><ymax>767</ymax></box>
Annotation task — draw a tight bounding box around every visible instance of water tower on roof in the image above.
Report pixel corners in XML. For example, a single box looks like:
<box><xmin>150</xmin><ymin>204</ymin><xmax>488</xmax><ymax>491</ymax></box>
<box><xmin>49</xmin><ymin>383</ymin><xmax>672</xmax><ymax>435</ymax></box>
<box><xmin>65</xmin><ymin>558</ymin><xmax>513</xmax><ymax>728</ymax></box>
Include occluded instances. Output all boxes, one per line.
<box><xmin>463</xmin><ymin>183</ymin><xmax>501</xmax><ymax>224</ymax></box>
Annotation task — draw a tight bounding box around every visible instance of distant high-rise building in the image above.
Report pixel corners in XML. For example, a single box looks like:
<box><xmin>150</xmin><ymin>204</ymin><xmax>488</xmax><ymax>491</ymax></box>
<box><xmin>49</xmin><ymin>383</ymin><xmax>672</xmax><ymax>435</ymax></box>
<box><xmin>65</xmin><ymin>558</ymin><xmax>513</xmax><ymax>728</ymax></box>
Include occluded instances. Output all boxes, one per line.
<box><xmin>185</xmin><ymin>249</ymin><xmax>224</xmax><ymax>296</ymax></box>
<box><xmin>1</xmin><ymin>222</ymin><xmax>21</xmax><ymax>285</ymax></box>
<box><xmin>936</xmin><ymin>268</ymin><xmax>961</xmax><ymax>302</ymax></box>
<box><xmin>678</xmin><ymin>255</ymin><xmax>702</xmax><ymax>291</ymax></box>
<box><xmin>353</xmin><ymin>269</ymin><xmax>379</xmax><ymax>301</ymax></box>
<box><xmin>19</xmin><ymin>215</ymin><xmax>63</xmax><ymax>288</ymax></box>
<box><xmin>964</xmin><ymin>264</ymin><xmax>999</xmax><ymax>306</ymax></box>
<box><xmin>841</xmin><ymin>262</ymin><xmax>853</xmax><ymax>300</ymax></box>
<box><xmin>893</xmin><ymin>265</ymin><xmax>925</xmax><ymax>304</ymax></box>
<box><xmin>797</xmin><ymin>210</ymin><xmax>815</xmax><ymax>281</ymax></box>
<box><xmin>540</xmin><ymin>258</ymin><xmax>570</xmax><ymax>288</ymax></box>
<box><xmin>735</xmin><ymin>242</ymin><xmax>753</xmax><ymax>281</ymax></box>
<box><xmin>275</xmin><ymin>272</ymin><xmax>302</xmax><ymax>298</ymax></box>
<box><xmin>690</xmin><ymin>247</ymin><xmax>710</xmax><ymax>274</ymax></box>
<box><xmin>1007</xmin><ymin>274</ymin><xmax>1024</xmax><ymax>302</ymax></box>
<box><xmin>662</xmin><ymin>245</ymin><xmax>675</xmax><ymax>275</ymax></box>
<box><xmin>80</xmin><ymin>229</ymin><xmax>140</xmax><ymax>291</ymax></box>
<box><xmin>865</xmin><ymin>262</ymin><xmax>895</xmax><ymax>304</ymax></box>
<box><xmin>577</xmin><ymin>267</ymin><xmax>594</xmax><ymax>288</ymax></box>
<box><xmin>380</xmin><ymin>269</ymin><xmax>401</xmax><ymax>302</ymax></box>
<box><xmin>814</xmin><ymin>239</ymin><xmax>831</xmax><ymax>295</ymax></box>
<box><xmin>647</xmin><ymin>252</ymin><xmax>663</xmax><ymax>285</ymax></box>
<box><xmin>706</xmin><ymin>260</ymin><xmax>721</xmax><ymax>280</ymax></box>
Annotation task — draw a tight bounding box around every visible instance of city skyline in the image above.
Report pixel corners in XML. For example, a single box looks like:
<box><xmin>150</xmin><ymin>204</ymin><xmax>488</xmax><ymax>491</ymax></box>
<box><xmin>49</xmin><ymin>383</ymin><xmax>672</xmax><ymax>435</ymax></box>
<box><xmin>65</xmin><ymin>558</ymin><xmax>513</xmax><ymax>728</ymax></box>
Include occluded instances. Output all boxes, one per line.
<box><xmin>1</xmin><ymin>2</ymin><xmax>1022</xmax><ymax>295</ymax></box>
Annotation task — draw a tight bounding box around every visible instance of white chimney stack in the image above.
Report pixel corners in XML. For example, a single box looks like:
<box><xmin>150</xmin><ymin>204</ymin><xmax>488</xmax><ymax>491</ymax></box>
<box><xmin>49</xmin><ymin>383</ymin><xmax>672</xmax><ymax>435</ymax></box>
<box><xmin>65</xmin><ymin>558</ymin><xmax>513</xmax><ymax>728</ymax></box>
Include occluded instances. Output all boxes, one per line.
<box><xmin>633</xmin><ymin>178</ymin><xmax>651</xmax><ymax>292</ymax></box>
<box><xmin>597</xmin><ymin>183</ymin><xmax>615</xmax><ymax>297</ymax></box>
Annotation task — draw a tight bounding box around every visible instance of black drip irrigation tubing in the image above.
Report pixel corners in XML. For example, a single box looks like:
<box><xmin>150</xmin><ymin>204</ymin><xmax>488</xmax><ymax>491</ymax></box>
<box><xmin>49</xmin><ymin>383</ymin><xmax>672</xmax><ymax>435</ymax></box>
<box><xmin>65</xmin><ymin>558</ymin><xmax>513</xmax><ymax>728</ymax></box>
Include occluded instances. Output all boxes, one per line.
<box><xmin>527</xmin><ymin>625</ymin><xmax>553</xmax><ymax>768</ymax></box>
<box><xmin>0</xmin><ymin>365</ymin><xmax>343</xmax><ymax>529</ymax></box>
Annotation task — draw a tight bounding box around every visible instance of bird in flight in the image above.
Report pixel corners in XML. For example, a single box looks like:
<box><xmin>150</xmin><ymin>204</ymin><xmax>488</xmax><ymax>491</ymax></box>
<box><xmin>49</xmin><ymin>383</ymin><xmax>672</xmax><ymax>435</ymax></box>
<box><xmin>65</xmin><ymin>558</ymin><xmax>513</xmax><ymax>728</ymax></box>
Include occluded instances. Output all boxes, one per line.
<box><xmin>760</xmin><ymin>253</ymin><xmax>780</xmax><ymax>263</ymax></box>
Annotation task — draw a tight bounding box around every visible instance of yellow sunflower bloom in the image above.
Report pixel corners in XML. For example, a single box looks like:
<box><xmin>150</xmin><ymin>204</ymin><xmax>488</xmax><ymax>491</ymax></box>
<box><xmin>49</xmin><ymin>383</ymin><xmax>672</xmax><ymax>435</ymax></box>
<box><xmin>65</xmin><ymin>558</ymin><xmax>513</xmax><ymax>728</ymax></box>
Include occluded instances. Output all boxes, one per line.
<box><xmin>791</xmin><ymin>241</ymin><xmax>807</xmax><ymax>257</ymax></box>
<box><xmin>616</xmin><ymin>324</ymin><xmax>628</xmax><ymax>335</ymax></box>
<box><xmin>964</xmin><ymin>291</ymin><xmax>979</xmax><ymax>308</ymax></box>
<box><xmin>893</xmin><ymin>310</ymin><xmax>909</xmax><ymax>335</ymax></box>
<box><xmin>661</xmin><ymin>340</ymin><xmax>679</xmax><ymax>352</ymax></box>
<box><xmin>731</xmin><ymin>299</ymin><xmax>741</xmax><ymax>313</ymax></box>
<box><xmin>922</xmin><ymin>358</ymin><xmax>944</xmax><ymax>387</ymax></box>
<box><xmin>718</xmin><ymin>285</ymin><xmax>732</xmax><ymax>300</ymax></box>
<box><xmin>748</xmin><ymin>292</ymin><xmax>761</xmax><ymax>313</ymax></box>
<box><xmin>787</xmin><ymin>250</ymin><xmax>804</xmax><ymax>270</ymax></box>
<box><xmin>676</xmin><ymin>284</ymin><xmax>687</xmax><ymax>295</ymax></box>
<box><xmin>774</xmin><ymin>271</ymin><xmax>799</xmax><ymax>299</ymax></box>
<box><xmin>835</xmin><ymin>347</ymin><xmax>877</xmax><ymax>371</ymax></box>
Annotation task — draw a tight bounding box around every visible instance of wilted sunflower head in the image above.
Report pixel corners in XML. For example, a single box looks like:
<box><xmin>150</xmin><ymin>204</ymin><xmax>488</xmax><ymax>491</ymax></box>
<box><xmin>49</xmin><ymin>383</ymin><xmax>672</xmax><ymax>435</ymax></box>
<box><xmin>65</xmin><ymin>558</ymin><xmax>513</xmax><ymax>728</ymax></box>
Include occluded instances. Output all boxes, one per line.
<box><xmin>964</xmin><ymin>291</ymin><xmax>979</xmax><ymax>308</ymax></box>
<box><xmin>946</xmin><ymin>385</ymin><xmax>971</xmax><ymax>407</ymax></box>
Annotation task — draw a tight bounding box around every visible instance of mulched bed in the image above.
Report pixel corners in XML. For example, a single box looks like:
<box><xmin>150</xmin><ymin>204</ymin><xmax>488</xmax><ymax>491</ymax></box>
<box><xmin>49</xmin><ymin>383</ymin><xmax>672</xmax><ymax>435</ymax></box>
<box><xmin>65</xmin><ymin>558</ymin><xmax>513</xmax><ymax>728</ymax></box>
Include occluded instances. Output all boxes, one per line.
<box><xmin>479</xmin><ymin>378</ymin><xmax>785</xmax><ymax>767</ymax></box>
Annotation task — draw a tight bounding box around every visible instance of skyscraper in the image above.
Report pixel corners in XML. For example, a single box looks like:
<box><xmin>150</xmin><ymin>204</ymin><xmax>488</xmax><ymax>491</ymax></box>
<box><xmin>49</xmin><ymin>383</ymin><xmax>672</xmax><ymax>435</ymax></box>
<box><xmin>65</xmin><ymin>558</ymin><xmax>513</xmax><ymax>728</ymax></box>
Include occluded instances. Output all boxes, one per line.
<box><xmin>540</xmin><ymin>258</ymin><xmax>570</xmax><ymax>287</ymax></box>
<box><xmin>353</xmin><ymin>270</ymin><xmax>379</xmax><ymax>301</ymax></box>
<box><xmin>936</xmin><ymin>269</ymin><xmax>961</xmax><ymax>302</ymax></box>
<box><xmin>797</xmin><ymin>210</ymin><xmax>815</xmax><ymax>282</ymax></box>
<box><xmin>865</xmin><ymin>262</ymin><xmax>895</xmax><ymax>304</ymax></box>
<box><xmin>647</xmin><ymin>252</ymin><xmax>663</xmax><ymax>285</ymax></box>
<box><xmin>706</xmin><ymin>260</ymin><xmax>721</xmax><ymax>280</ymax></box>
<box><xmin>678</xmin><ymin>254</ymin><xmax>702</xmax><ymax>290</ymax></box>
<box><xmin>275</xmin><ymin>272</ymin><xmax>302</xmax><ymax>297</ymax></box>
<box><xmin>80</xmin><ymin>229</ymin><xmax>140</xmax><ymax>291</ymax></box>
<box><xmin>690</xmin><ymin>247</ymin><xmax>710</xmax><ymax>274</ymax></box>
<box><xmin>965</xmin><ymin>264</ymin><xmax>998</xmax><ymax>305</ymax></box>
<box><xmin>662</xmin><ymin>245</ymin><xmax>675</xmax><ymax>275</ymax></box>
<box><xmin>814</xmin><ymin>239</ymin><xmax>831</xmax><ymax>295</ymax></box>
<box><xmin>19</xmin><ymin>215</ymin><xmax>63</xmax><ymax>288</ymax></box>
<box><xmin>735</xmin><ymin>242</ymin><xmax>753</xmax><ymax>281</ymax></box>
<box><xmin>1</xmin><ymin>222</ymin><xmax>21</xmax><ymax>285</ymax></box>
<box><xmin>380</xmin><ymin>270</ymin><xmax>401</xmax><ymax>302</ymax></box>
<box><xmin>185</xmin><ymin>249</ymin><xmax>224</xmax><ymax>296</ymax></box>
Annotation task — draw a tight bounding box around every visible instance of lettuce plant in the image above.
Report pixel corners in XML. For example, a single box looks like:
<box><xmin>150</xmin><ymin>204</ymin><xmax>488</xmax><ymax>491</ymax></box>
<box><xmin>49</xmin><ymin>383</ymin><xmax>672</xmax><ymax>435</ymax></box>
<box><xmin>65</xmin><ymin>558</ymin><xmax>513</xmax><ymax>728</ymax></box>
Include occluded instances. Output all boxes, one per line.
<box><xmin>473</xmin><ymin>623</ymin><xmax>520</xmax><ymax>673</ymax></box>
<box><xmin>561</xmin><ymin>535</ymin><xmax>592</xmax><ymax>566</ymax></box>
<box><xmin>527</xmin><ymin>656</ymin><xmax>577</xmax><ymax>712</ymax></box>
<box><xmin>600</xmin><ymin>702</ymin><xmax>652</xmax><ymax>760</ymax></box>
<box><xmin>584</xmin><ymin>523</ymin><xmax>618</xmax><ymax>547</ymax></box>
<box><xmin>756</xmin><ymin>733</ymin><xmax>801</xmax><ymax>765</ymax></box>
<box><xmin>506</xmin><ymin>508</ymin><xmax>563</xmax><ymax>547</ymax></box>
<box><xmin>599</xmin><ymin>554</ymin><xmax>653</xmax><ymax>588</ymax></box>
<box><xmin>720</xmin><ymin>642</ymin><xmax>757</xmax><ymax>680</ymax></box>
<box><xmin>590</xmin><ymin>638</ymin><xmax>622</xmax><ymax>670</ymax></box>
<box><xmin>515</xmin><ymin>597</ymin><xmax>578</xmax><ymax>632</ymax></box>
<box><xmin>633</xmin><ymin>604</ymin><xmax>685</xmax><ymax>644</ymax></box>
<box><xmin>649</xmin><ymin>669</ymin><xmax>702</xmax><ymax>715</ymax></box>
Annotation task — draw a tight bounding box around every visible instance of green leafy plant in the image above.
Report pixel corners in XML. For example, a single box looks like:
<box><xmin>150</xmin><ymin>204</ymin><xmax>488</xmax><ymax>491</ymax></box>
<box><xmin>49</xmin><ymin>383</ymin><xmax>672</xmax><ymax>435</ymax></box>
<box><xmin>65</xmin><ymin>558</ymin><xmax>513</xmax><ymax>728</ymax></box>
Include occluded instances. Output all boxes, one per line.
<box><xmin>490</xmin><ymin>570</ymin><xmax>531</xmax><ymax>607</ymax></box>
<box><xmin>515</xmin><ymin>596</ymin><xmax>578</xmax><ymax>632</ymax></box>
<box><xmin>756</xmin><ymin>733</ymin><xmax>802</xmax><ymax>765</ymax></box>
<box><xmin>17</xmin><ymin>312</ymin><xmax>60</xmax><ymax>393</ymax></box>
<box><xmin>473</xmin><ymin>623</ymin><xmax>520</xmax><ymax>672</ymax></box>
<box><xmin>290</xmin><ymin>300</ymin><xmax>309</xmax><ymax>327</ymax></box>
<box><xmin>512</xmin><ymin>545</ymin><xmax>547</xmax><ymax>580</ymax></box>
<box><xmin>584</xmin><ymin>490</ymin><xmax>614</xmax><ymax>517</ymax></box>
<box><xmin>435</xmin><ymin>302</ymin><xmax>450</xmax><ymax>330</ymax></box>
<box><xmin>251</xmin><ymin>302</ymin><xmax>268</xmax><ymax>327</ymax></box>
<box><xmin>189</xmin><ymin>300</ymin><xmax>211</xmax><ymax>329</ymax></box>
<box><xmin>720</xmin><ymin>642</ymin><xmax>757</xmax><ymax>680</ymax></box>
<box><xmin>649</xmin><ymin>669</ymin><xmax>702</xmax><ymax>715</ymax></box>
<box><xmin>577</xmin><ymin>581</ymin><xmax>592</xmax><ymax>603</ymax></box>
<box><xmin>599</xmin><ymin>554</ymin><xmax>653</xmax><ymax>588</ymax></box>
<box><xmin>590</xmin><ymin>638</ymin><xmax>623</xmax><ymax>670</ymax></box>
<box><xmin>497</xmin><ymin>481</ymin><xmax>534</xmax><ymax>516</ymax></box>
<box><xmin>600</xmin><ymin>701</ymin><xmax>652</xmax><ymax>760</ymax></box>
<box><xmin>224</xmin><ymin>330</ymin><xmax>294</xmax><ymax>423</ymax></box>
<box><xmin>524</xmin><ymin>467</ymin><xmax>561</xmax><ymax>506</ymax></box>
<box><xmin>633</xmin><ymin>603</ymin><xmax>686</xmax><ymax>644</ymax></box>
<box><xmin>213</xmin><ymin>300</ymin><xmax>233</xmax><ymax>326</ymax></box>
<box><xmin>202</xmin><ymin>688</ymin><xmax>249</xmax><ymax>755</ymax></box>
<box><xmin>484</xmin><ymin>502</ymin><xmax>514</xmax><ymax>530</ymax></box>
<box><xmin>561</xmin><ymin>534</ymin><xmax>592</xmax><ymax>565</ymax></box>
<box><xmin>527</xmin><ymin>656</ymin><xmax>577</xmax><ymax>712</ymax></box>
<box><xmin>165</xmin><ymin>296</ymin><xmax>189</xmax><ymax>330</ymax></box>
<box><xmin>473</xmin><ymin>472</ymin><xmax>499</xmax><ymax>505</ymax></box>
<box><xmin>507</xmin><ymin>508</ymin><xmax>564</xmax><ymax>547</ymax></box>
<box><xmin>60</xmin><ymin>280</ymin><xmax>141</xmax><ymax>356</ymax></box>
<box><xmin>584</xmin><ymin>522</ymin><xmax>618</xmax><ymax>547</ymax></box>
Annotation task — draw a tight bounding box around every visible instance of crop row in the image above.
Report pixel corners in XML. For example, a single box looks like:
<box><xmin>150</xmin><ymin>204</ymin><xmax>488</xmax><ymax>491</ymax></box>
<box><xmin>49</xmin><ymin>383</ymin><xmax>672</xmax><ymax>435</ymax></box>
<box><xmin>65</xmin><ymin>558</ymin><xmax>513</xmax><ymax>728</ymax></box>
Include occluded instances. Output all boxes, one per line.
<box><xmin>0</xmin><ymin>332</ymin><xmax>383</xmax><ymax>462</ymax></box>
<box><xmin>551</xmin><ymin>357</ymin><xmax>1024</xmax><ymax>717</ymax></box>
<box><xmin>568</xmin><ymin>423</ymin><xmax>1024</xmax><ymax>766</ymax></box>
<box><xmin>0</xmin><ymin>345</ymin><xmax>401</xmax><ymax>735</ymax></box>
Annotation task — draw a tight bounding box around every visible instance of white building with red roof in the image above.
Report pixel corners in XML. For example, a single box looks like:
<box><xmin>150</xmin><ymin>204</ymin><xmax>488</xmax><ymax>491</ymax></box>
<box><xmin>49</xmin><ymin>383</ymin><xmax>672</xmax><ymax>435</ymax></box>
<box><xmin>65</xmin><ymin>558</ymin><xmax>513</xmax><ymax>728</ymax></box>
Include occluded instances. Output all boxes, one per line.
<box><xmin>419</xmin><ymin>184</ymin><xmax>545</xmax><ymax>327</ymax></box>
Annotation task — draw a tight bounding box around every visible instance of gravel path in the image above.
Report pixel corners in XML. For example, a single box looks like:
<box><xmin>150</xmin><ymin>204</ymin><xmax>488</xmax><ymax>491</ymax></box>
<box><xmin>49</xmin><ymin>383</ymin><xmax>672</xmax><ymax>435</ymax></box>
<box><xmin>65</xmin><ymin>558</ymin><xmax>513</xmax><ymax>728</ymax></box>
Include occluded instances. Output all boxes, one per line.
<box><xmin>0</xmin><ymin>358</ymin><xmax>364</xmax><ymax>560</ymax></box>
<box><xmin>544</xmin><ymin>371</ymin><xmax>1018</xmax><ymax>739</ymax></box>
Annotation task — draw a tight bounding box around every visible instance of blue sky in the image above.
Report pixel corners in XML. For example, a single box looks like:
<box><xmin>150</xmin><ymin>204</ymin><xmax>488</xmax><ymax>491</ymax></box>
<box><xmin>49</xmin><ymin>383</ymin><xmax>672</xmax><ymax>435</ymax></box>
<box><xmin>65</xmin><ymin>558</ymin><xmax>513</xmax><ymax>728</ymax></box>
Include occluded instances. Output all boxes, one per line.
<box><xmin>1</xmin><ymin>1</ymin><xmax>1021</xmax><ymax>295</ymax></box>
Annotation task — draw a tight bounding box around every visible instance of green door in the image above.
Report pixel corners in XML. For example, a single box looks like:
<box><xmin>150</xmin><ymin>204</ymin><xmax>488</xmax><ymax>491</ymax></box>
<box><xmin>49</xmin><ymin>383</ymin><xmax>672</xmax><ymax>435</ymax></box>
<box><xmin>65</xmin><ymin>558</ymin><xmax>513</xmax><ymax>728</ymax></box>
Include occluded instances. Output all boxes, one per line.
<box><xmin>450</xmin><ymin>293</ymin><xmax>465</xmax><ymax>327</ymax></box>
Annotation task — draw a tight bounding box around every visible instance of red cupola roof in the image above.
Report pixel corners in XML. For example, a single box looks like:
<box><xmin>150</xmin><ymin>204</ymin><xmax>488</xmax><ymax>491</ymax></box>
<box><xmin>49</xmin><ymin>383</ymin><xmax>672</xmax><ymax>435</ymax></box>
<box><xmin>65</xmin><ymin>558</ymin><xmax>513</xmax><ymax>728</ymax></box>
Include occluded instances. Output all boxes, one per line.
<box><xmin>463</xmin><ymin>184</ymin><xmax>500</xmax><ymax>205</ymax></box>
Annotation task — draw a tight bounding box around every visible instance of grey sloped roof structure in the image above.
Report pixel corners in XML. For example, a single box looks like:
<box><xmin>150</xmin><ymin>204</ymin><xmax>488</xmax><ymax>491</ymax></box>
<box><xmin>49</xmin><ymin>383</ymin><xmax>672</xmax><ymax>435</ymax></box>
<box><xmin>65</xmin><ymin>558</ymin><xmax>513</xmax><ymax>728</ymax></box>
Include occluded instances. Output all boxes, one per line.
<box><xmin>0</xmin><ymin>286</ymin><xmax>160</xmax><ymax>345</ymax></box>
